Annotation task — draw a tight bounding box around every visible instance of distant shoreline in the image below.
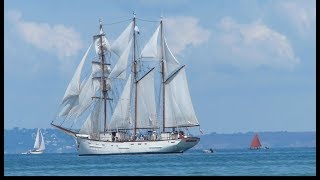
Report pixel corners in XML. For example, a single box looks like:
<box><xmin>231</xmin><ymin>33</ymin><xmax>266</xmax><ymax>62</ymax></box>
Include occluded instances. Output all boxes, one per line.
<box><xmin>5</xmin><ymin>128</ymin><xmax>316</xmax><ymax>154</ymax></box>
<box><xmin>4</xmin><ymin>127</ymin><xmax>316</xmax><ymax>133</ymax></box>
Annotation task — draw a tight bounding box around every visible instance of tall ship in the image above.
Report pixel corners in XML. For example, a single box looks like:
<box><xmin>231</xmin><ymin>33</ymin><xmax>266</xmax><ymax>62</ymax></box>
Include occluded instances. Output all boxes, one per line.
<box><xmin>51</xmin><ymin>13</ymin><xmax>201</xmax><ymax>155</ymax></box>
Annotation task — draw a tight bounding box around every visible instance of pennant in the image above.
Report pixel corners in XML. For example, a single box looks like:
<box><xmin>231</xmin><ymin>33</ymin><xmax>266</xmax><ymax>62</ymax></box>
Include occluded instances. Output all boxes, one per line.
<box><xmin>134</xmin><ymin>25</ymin><xmax>140</xmax><ymax>34</ymax></box>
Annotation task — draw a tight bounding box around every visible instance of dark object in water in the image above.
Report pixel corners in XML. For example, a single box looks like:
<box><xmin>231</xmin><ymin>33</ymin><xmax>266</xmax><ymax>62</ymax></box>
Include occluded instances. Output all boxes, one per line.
<box><xmin>203</xmin><ymin>148</ymin><xmax>214</xmax><ymax>153</ymax></box>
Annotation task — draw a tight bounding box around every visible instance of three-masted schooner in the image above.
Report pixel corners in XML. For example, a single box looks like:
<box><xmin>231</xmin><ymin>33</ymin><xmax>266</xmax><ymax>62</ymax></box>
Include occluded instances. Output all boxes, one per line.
<box><xmin>51</xmin><ymin>13</ymin><xmax>201</xmax><ymax>155</ymax></box>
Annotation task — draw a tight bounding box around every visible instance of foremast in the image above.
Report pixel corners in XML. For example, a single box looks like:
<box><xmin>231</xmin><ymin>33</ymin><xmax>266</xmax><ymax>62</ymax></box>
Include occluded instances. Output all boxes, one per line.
<box><xmin>100</xmin><ymin>20</ymin><xmax>107</xmax><ymax>135</ymax></box>
<box><xmin>93</xmin><ymin>19</ymin><xmax>111</xmax><ymax>135</ymax></box>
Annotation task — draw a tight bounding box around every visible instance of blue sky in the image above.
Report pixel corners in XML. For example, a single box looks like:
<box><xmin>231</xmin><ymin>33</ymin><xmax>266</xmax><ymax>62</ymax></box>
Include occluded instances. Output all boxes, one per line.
<box><xmin>4</xmin><ymin>0</ymin><xmax>316</xmax><ymax>133</ymax></box>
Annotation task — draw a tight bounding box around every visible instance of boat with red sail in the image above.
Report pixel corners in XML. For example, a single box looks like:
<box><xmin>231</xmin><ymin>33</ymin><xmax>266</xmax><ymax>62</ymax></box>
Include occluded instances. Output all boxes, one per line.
<box><xmin>250</xmin><ymin>133</ymin><xmax>262</xmax><ymax>150</ymax></box>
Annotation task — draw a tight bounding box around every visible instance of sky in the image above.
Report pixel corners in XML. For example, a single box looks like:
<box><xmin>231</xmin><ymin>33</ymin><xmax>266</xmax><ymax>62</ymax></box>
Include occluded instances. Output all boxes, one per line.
<box><xmin>4</xmin><ymin>0</ymin><xmax>316</xmax><ymax>134</ymax></box>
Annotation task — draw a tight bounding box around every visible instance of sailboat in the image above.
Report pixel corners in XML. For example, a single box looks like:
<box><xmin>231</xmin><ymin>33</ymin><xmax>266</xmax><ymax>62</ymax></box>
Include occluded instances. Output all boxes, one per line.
<box><xmin>249</xmin><ymin>133</ymin><xmax>262</xmax><ymax>150</ymax></box>
<box><xmin>51</xmin><ymin>13</ymin><xmax>201</xmax><ymax>155</ymax></box>
<box><xmin>29</xmin><ymin>128</ymin><xmax>46</xmax><ymax>154</ymax></box>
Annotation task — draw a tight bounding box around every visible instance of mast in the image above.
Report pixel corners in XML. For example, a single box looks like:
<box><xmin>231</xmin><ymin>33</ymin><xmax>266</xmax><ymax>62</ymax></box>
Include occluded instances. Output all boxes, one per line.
<box><xmin>133</xmin><ymin>12</ymin><xmax>138</xmax><ymax>138</ymax></box>
<box><xmin>160</xmin><ymin>17</ymin><xmax>165</xmax><ymax>133</ymax></box>
<box><xmin>98</xmin><ymin>19</ymin><xmax>107</xmax><ymax>135</ymax></box>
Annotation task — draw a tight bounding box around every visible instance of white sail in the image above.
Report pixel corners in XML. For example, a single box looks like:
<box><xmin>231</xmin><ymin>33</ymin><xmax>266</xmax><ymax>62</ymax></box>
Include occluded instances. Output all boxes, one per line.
<box><xmin>58</xmin><ymin>96</ymin><xmax>79</xmax><ymax>116</ymax></box>
<box><xmin>67</xmin><ymin>74</ymin><xmax>101</xmax><ymax>118</ymax></box>
<box><xmin>109</xmin><ymin>38</ymin><xmax>133</xmax><ymax>79</ymax></box>
<box><xmin>140</xmin><ymin>25</ymin><xmax>160</xmax><ymax>59</ymax></box>
<box><xmin>79</xmin><ymin>112</ymin><xmax>93</xmax><ymax>135</ymax></box>
<box><xmin>61</xmin><ymin>43</ymin><xmax>92</xmax><ymax>104</ymax></box>
<box><xmin>136</xmin><ymin>69</ymin><xmax>158</xmax><ymax>129</ymax></box>
<box><xmin>109</xmin><ymin>74</ymin><xmax>132</xmax><ymax>130</ymax></box>
<box><xmin>111</xmin><ymin>21</ymin><xmax>133</xmax><ymax>57</ymax></box>
<box><xmin>163</xmin><ymin>38</ymin><xmax>180</xmax><ymax>77</ymax></box>
<box><xmin>38</xmin><ymin>130</ymin><xmax>45</xmax><ymax>151</ymax></box>
<box><xmin>164</xmin><ymin>67</ymin><xmax>199</xmax><ymax>128</ymax></box>
<box><xmin>59</xmin><ymin>78</ymin><xmax>88</xmax><ymax>117</ymax></box>
<box><xmin>94</xmin><ymin>34</ymin><xmax>111</xmax><ymax>55</ymax></box>
<box><xmin>33</xmin><ymin>128</ymin><xmax>40</xmax><ymax>149</ymax></box>
<box><xmin>80</xmin><ymin>100</ymin><xmax>102</xmax><ymax>139</ymax></box>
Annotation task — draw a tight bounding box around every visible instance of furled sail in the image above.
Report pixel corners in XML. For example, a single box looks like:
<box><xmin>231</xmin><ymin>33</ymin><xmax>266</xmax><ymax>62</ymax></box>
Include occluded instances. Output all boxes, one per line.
<box><xmin>33</xmin><ymin>128</ymin><xmax>40</xmax><ymax>149</ymax></box>
<box><xmin>109</xmin><ymin>38</ymin><xmax>133</xmax><ymax>79</ymax></box>
<box><xmin>136</xmin><ymin>69</ymin><xmax>158</xmax><ymax>129</ymax></box>
<box><xmin>111</xmin><ymin>21</ymin><xmax>133</xmax><ymax>57</ymax></box>
<box><xmin>94</xmin><ymin>29</ymin><xmax>111</xmax><ymax>55</ymax></box>
<box><xmin>164</xmin><ymin>67</ymin><xmax>199</xmax><ymax>128</ymax></box>
<box><xmin>80</xmin><ymin>100</ymin><xmax>102</xmax><ymax>139</ymax></box>
<box><xmin>109</xmin><ymin>74</ymin><xmax>132</xmax><ymax>130</ymax></box>
<box><xmin>140</xmin><ymin>25</ymin><xmax>160</xmax><ymax>59</ymax></box>
<box><xmin>92</xmin><ymin>62</ymin><xmax>111</xmax><ymax>76</ymax></box>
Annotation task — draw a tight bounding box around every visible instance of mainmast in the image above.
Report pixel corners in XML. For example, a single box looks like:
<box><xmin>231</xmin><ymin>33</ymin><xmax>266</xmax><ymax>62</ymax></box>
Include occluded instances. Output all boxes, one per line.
<box><xmin>160</xmin><ymin>17</ymin><xmax>165</xmax><ymax>133</ymax></box>
<box><xmin>133</xmin><ymin>12</ymin><xmax>138</xmax><ymax>138</ymax></box>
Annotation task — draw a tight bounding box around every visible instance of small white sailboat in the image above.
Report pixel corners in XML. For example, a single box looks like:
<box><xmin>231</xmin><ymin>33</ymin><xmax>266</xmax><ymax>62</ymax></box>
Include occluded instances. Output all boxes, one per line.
<box><xmin>29</xmin><ymin>128</ymin><xmax>45</xmax><ymax>154</ymax></box>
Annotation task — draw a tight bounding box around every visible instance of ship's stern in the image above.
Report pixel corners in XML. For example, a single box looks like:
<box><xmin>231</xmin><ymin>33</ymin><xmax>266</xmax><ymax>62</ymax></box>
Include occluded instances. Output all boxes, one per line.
<box><xmin>175</xmin><ymin>137</ymin><xmax>200</xmax><ymax>152</ymax></box>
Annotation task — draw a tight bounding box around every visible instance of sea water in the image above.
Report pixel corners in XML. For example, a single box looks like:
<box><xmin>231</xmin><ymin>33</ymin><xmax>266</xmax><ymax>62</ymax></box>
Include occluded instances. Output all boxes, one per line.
<box><xmin>4</xmin><ymin>147</ymin><xmax>315</xmax><ymax>176</ymax></box>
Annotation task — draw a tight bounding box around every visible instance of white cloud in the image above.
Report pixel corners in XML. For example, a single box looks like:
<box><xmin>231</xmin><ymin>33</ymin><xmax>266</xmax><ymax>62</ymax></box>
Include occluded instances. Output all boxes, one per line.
<box><xmin>214</xmin><ymin>17</ymin><xmax>299</xmax><ymax>69</ymax></box>
<box><xmin>7</xmin><ymin>10</ymin><xmax>83</xmax><ymax>59</ymax></box>
<box><xmin>163</xmin><ymin>16</ymin><xmax>211</xmax><ymax>54</ymax></box>
<box><xmin>277</xmin><ymin>0</ymin><xmax>316</xmax><ymax>36</ymax></box>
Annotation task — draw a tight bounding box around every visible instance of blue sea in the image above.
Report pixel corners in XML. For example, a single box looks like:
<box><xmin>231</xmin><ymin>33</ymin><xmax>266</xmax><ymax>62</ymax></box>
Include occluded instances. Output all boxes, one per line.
<box><xmin>4</xmin><ymin>147</ymin><xmax>315</xmax><ymax>176</ymax></box>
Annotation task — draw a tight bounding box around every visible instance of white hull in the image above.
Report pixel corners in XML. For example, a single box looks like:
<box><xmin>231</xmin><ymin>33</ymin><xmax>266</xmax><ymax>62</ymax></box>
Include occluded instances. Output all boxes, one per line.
<box><xmin>76</xmin><ymin>137</ymin><xmax>200</xmax><ymax>155</ymax></box>
<box><xmin>29</xmin><ymin>150</ymin><xmax>44</xmax><ymax>154</ymax></box>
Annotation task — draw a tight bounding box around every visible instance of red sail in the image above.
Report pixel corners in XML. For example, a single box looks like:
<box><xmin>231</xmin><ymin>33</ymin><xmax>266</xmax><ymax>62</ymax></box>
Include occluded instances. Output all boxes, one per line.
<box><xmin>250</xmin><ymin>134</ymin><xmax>262</xmax><ymax>148</ymax></box>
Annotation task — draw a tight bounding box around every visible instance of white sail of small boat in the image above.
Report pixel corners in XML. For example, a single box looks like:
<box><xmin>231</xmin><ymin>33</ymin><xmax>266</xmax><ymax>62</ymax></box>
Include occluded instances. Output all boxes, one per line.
<box><xmin>51</xmin><ymin>13</ymin><xmax>201</xmax><ymax>155</ymax></box>
<box><xmin>29</xmin><ymin>128</ymin><xmax>45</xmax><ymax>154</ymax></box>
